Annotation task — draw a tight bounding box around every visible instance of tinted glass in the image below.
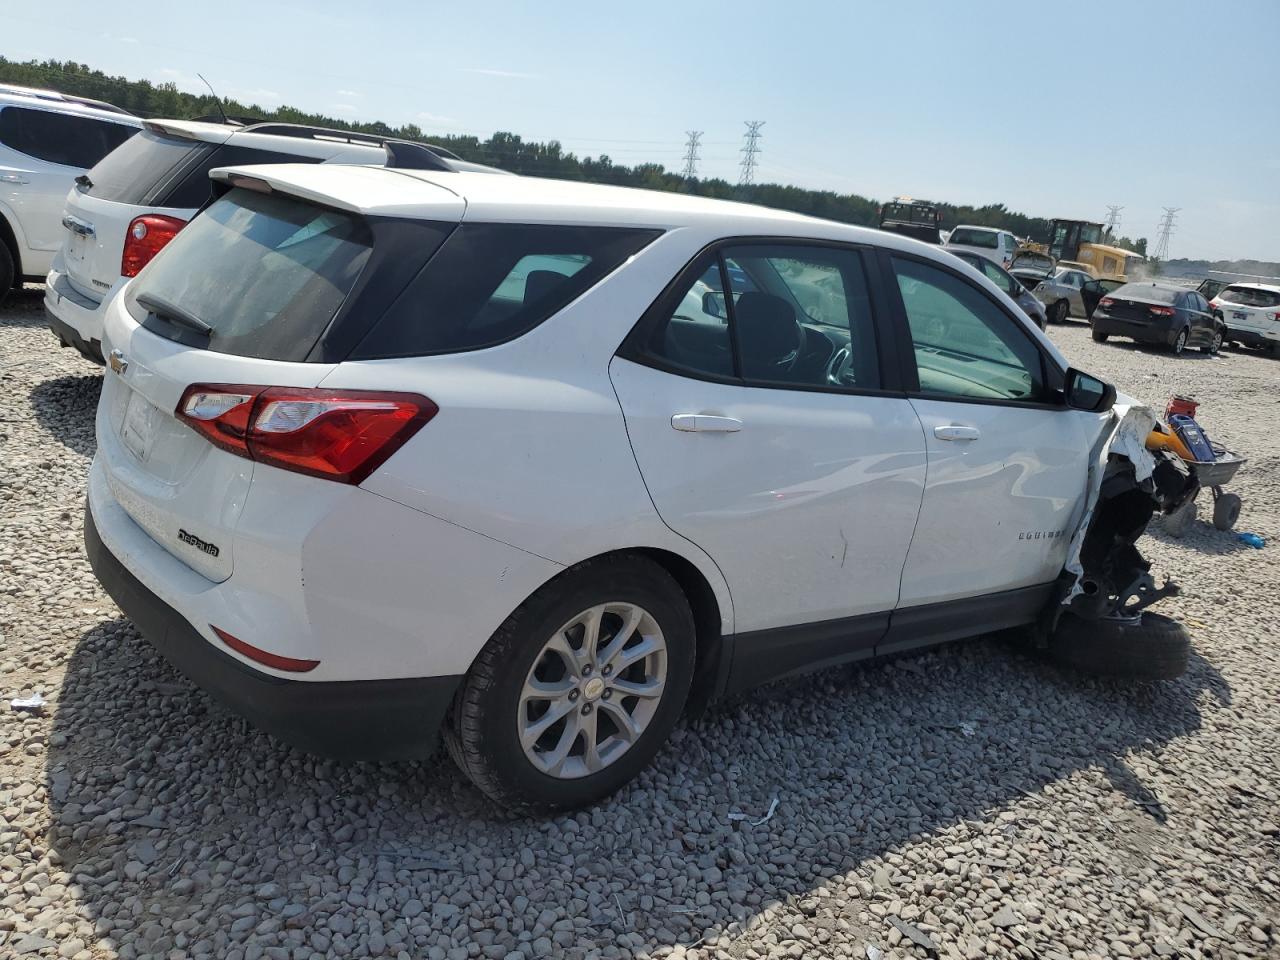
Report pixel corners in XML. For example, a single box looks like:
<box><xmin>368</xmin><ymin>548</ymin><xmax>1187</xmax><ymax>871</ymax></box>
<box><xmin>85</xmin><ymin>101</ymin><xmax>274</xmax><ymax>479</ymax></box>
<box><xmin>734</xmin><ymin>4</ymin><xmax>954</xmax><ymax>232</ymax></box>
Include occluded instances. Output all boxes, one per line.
<box><xmin>644</xmin><ymin>244</ymin><xmax>880</xmax><ymax>391</ymax></box>
<box><xmin>158</xmin><ymin>143</ymin><xmax>325</xmax><ymax>208</ymax></box>
<box><xmin>1220</xmin><ymin>286</ymin><xmax>1280</xmax><ymax>308</ymax></box>
<box><xmin>892</xmin><ymin>256</ymin><xmax>1043</xmax><ymax>402</ymax></box>
<box><xmin>354</xmin><ymin>224</ymin><xmax>660</xmax><ymax>359</ymax></box>
<box><xmin>949</xmin><ymin>227</ymin><xmax>999</xmax><ymax>249</ymax></box>
<box><xmin>128</xmin><ymin>188</ymin><xmax>372</xmax><ymax>361</ymax></box>
<box><xmin>83</xmin><ymin>129</ymin><xmax>208</xmax><ymax>204</ymax></box>
<box><xmin>1114</xmin><ymin>283</ymin><xmax>1180</xmax><ymax>304</ymax></box>
<box><xmin>0</xmin><ymin>106</ymin><xmax>136</xmax><ymax>169</ymax></box>
<box><xmin>978</xmin><ymin>258</ymin><xmax>1017</xmax><ymax>295</ymax></box>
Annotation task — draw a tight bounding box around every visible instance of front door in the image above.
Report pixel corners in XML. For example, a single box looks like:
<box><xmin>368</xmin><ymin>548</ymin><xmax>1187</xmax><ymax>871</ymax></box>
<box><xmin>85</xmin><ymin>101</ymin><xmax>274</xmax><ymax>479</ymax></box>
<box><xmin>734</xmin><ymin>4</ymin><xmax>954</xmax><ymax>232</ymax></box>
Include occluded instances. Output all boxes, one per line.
<box><xmin>611</xmin><ymin>242</ymin><xmax>927</xmax><ymax>660</ymax></box>
<box><xmin>883</xmin><ymin>254</ymin><xmax>1094</xmax><ymax>614</ymax></box>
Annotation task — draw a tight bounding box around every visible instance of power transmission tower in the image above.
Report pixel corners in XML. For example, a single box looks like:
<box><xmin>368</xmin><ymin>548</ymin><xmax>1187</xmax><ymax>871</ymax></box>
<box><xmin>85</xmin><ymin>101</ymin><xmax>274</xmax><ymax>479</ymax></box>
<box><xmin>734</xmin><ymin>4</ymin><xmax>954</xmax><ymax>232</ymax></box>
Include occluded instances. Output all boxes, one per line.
<box><xmin>680</xmin><ymin>130</ymin><xmax>703</xmax><ymax>180</ymax></box>
<box><xmin>738</xmin><ymin>121</ymin><xmax>765</xmax><ymax>186</ymax></box>
<box><xmin>1104</xmin><ymin>205</ymin><xmax>1123</xmax><ymax>233</ymax></box>
<box><xmin>1153</xmin><ymin>207</ymin><xmax>1179</xmax><ymax>260</ymax></box>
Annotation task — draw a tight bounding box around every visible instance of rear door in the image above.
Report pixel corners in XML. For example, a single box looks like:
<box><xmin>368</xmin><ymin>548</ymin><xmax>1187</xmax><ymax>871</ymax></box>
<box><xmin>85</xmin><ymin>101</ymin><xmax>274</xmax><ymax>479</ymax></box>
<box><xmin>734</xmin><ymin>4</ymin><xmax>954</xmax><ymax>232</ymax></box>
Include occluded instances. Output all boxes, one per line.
<box><xmin>95</xmin><ymin>186</ymin><xmax>411</xmax><ymax>581</ymax></box>
<box><xmin>0</xmin><ymin>105</ymin><xmax>136</xmax><ymax>274</ymax></box>
<box><xmin>612</xmin><ymin>240</ymin><xmax>926</xmax><ymax>663</ymax></box>
<box><xmin>883</xmin><ymin>253</ymin><xmax>1093</xmax><ymax>627</ymax></box>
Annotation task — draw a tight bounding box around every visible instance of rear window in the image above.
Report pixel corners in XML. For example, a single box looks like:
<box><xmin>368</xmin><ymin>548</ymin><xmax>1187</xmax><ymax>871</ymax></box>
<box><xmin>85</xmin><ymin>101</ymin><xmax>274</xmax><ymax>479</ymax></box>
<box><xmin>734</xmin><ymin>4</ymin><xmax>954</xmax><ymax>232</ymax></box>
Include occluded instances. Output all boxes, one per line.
<box><xmin>0</xmin><ymin>105</ymin><xmax>136</xmax><ymax>169</ymax></box>
<box><xmin>352</xmin><ymin>223</ymin><xmax>661</xmax><ymax>359</ymax></box>
<box><xmin>1219</xmin><ymin>286</ymin><xmax>1280</xmax><ymax>308</ymax></box>
<box><xmin>1114</xmin><ymin>283</ymin><xmax>1180</xmax><ymax>304</ymax></box>
<box><xmin>128</xmin><ymin>188</ymin><xmax>373</xmax><ymax>361</ymax></box>
<box><xmin>949</xmin><ymin>228</ymin><xmax>999</xmax><ymax>249</ymax></box>
<box><xmin>158</xmin><ymin>142</ymin><xmax>325</xmax><ymax>208</ymax></box>
<box><xmin>83</xmin><ymin>129</ymin><xmax>209</xmax><ymax>204</ymax></box>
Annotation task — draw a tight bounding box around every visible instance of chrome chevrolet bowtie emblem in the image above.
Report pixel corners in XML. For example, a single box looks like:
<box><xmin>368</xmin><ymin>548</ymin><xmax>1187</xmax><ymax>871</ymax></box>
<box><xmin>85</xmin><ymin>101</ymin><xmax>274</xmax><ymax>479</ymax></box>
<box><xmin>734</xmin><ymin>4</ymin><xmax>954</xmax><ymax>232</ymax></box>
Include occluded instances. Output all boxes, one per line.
<box><xmin>108</xmin><ymin>349</ymin><xmax>128</xmax><ymax>376</ymax></box>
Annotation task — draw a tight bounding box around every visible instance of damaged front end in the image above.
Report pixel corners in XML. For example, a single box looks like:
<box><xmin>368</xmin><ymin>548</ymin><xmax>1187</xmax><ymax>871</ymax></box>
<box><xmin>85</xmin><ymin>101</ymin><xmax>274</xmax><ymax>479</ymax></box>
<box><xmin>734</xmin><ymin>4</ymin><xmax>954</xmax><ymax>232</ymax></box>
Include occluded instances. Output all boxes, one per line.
<box><xmin>1050</xmin><ymin>402</ymin><xmax>1197</xmax><ymax>628</ymax></box>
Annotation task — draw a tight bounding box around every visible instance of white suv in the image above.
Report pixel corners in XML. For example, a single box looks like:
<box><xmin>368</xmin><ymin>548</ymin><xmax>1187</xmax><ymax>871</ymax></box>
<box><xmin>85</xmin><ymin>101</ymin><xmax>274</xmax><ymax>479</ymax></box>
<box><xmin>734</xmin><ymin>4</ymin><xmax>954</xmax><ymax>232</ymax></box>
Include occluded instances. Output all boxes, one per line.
<box><xmin>44</xmin><ymin>119</ymin><xmax>496</xmax><ymax>362</ymax></box>
<box><xmin>85</xmin><ymin>160</ymin><xmax>1180</xmax><ymax>811</ymax></box>
<box><xmin>0</xmin><ymin>85</ymin><xmax>139</xmax><ymax>301</ymax></box>
<box><xmin>946</xmin><ymin>225</ymin><xmax>1021</xmax><ymax>268</ymax></box>
<box><xmin>1212</xmin><ymin>283</ymin><xmax>1280</xmax><ymax>355</ymax></box>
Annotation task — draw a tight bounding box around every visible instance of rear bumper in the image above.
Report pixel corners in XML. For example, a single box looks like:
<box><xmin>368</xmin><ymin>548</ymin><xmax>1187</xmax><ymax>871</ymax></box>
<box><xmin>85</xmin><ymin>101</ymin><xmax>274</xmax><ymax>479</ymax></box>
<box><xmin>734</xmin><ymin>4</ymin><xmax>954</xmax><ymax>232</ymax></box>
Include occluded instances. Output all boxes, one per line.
<box><xmin>44</xmin><ymin>267</ymin><xmax>108</xmax><ymax>363</ymax></box>
<box><xmin>1090</xmin><ymin>315</ymin><xmax>1178</xmax><ymax>344</ymax></box>
<box><xmin>85</xmin><ymin>503</ymin><xmax>462</xmax><ymax>760</ymax></box>
<box><xmin>1225</xmin><ymin>326</ymin><xmax>1279</xmax><ymax>350</ymax></box>
<box><xmin>46</xmin><ymin>304</ymin><xmax>104</xmax><ymax>364</ymax></box>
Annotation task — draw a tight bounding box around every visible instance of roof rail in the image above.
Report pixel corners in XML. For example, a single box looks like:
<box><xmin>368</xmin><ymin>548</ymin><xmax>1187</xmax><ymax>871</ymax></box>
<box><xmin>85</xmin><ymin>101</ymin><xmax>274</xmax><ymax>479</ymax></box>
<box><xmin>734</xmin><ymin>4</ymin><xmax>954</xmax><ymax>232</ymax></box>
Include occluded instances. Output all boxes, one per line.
<box><xmin>190</xmin><ymin>114</ymin><xmax>265</xmax><ymax>127</ymax></box>
<box><xmin>0</xmin><ymin>83</ymin><xmax>133</xmax><ymax>116</ymax></box>
<box><xmin>241</xmin><ymin>123</ymin><xmax>462</xmax><ymax>160</ymax></box>
<box><xmin>383</xmin><ymin>141</ymin><xmax>453</xmax><ymax>172</ymax></box>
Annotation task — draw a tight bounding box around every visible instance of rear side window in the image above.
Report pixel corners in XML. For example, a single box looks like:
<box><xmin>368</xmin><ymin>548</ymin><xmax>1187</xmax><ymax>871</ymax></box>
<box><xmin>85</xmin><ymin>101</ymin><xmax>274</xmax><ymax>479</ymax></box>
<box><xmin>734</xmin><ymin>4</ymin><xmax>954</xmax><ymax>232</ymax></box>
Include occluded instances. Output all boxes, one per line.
<box><xmin>353</xmin><ymin>224</ymin><xmax>661</xmax><ymax>359</ymax></box>
<box><xmin>127</xmin><ymin>188</ymin><xmax>373</xmax><ymax>361</ymax></box>
<box><xmin>949</xmin><ymin>228</ymin><xmax>998</xmax><ymax>249</ymax></box>
<box><xmin>1220</xmin><ymin>286</ymin><xmax>1280</xmax><ymax>308</ymax></box>
<box><xmin>0</xmin><ymin>106</ymin><xmax>136</xmax><ymax>169</ymax></box>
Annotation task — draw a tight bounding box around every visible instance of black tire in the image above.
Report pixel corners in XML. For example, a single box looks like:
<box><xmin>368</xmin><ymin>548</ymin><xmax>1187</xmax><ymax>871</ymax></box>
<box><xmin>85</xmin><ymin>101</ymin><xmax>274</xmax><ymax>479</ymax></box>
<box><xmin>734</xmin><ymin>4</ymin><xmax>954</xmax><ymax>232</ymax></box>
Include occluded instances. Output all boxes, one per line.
<box><xmin>1091</xmin><ymin>328</ymin><xmax>1109</xmax><ymax>343</ymax></box>
<box><xmin>1172</xmin><ymin>327</ymin><xmax>1188</xmax><ymax>355</ymax></box>
<box><xmin>444</xmin><ymin>555</ymin><xmax>695</xmax><ymax>813</ymax></box>
<box><xmin>0</xmin><ymin>241</ymin><xmax>14</xmax><ymax>305</ymax></box>
<box><xmin>1051</xmin><ymin>300</ymin><xmax>1069</xmax><ymax>325</ymax></box>
<box><xmin>1045</xmin><ymin>612</ymin><xmax>1189</xmax><ymax>680</ymax></box>
<box><xmin>1200</xmin><ymin>329</ymin><xmax>1223</xmax><ymax>355</ymax></box>
<box><xmin>1212</xmin><ymin>492</ymin><xmax>1242</xmax><ymax>531</ymax></box>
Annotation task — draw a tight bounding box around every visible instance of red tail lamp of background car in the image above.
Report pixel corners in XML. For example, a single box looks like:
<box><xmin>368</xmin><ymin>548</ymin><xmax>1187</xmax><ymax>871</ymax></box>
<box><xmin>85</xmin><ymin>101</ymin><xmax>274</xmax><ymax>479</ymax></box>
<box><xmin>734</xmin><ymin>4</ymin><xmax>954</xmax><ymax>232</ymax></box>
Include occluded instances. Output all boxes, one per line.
<box><xmin>176</xmin><ymin>385</ymin><xmax>437</xmax><ymax>484</ymax></box>
<box><xmin>121</xmin><ymin>214</ymin><xmax>187</xmax><ymax>277</ymax></box>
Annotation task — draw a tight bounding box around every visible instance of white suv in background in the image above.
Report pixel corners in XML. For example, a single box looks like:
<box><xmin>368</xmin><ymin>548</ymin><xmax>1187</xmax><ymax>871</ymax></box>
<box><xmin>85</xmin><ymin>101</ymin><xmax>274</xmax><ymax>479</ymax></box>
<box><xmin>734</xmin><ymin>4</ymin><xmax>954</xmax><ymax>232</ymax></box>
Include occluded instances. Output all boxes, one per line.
<box><xmin>86</xmin><ymin>160</ymin><xmax>1184</xmax><ymax>812</ymax></box>
<box><xmin>44</xmin><ymin>119</ymin><xmax>498</xmax><ymax>362</ymax></box>
<box><xmin>1211</xmin><ymin>283</ymin><xmax>1280</xmax><ymax>355</ymax></box>
<box><xmin>946</xmin><ymin>225</ymin><xmax>1021</xmax><ymax>268</ymax></box>
<box><xmin>0</xmin><ymin>85</ymin><xmax>139</xmax><ymax>302</ymax></box>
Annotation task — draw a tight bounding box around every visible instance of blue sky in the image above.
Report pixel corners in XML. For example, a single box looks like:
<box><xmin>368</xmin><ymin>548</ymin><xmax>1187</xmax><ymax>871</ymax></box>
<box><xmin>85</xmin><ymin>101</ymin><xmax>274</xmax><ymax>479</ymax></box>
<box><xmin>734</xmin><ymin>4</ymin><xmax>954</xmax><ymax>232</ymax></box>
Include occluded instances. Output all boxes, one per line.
<box><xmin>7</xmin><ymin>0</ymin><xmax>1278</xmax><ymax>261</ymax></box>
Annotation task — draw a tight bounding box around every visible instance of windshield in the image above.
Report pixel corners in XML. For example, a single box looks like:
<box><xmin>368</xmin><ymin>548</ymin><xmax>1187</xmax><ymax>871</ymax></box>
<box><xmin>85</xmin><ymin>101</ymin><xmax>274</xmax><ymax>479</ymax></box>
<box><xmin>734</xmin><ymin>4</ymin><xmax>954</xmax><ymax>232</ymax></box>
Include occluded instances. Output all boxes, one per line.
<box><xmin>881</xmin><ymin>202</ymin><xmax>937</xmax><ymax>225</ymax></box>
<box><xmin>1219</xmin><ymin>286</ymin><xmax>1280</xmax><ymax>308</ymax></box>
<box><xmin>949</xmin><ymin>228</ymin><xmax>999</xmax><ymax>249</ymax></box>
<box><xmin>129</xmin><ymin>188</ymin><xmax>373</xmax><ymax>360</ymax></box>
<box><xmin>1080</xmin><ymin>224</ymin><xmax>1103</xmax><ymax>244</ymax></box>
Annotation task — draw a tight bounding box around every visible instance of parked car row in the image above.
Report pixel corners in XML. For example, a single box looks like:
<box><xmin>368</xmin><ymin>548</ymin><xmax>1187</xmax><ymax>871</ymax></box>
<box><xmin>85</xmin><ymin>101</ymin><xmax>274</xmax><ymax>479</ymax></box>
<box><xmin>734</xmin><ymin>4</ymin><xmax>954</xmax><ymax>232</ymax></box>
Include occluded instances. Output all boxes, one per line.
<box><xmin>0</xmin><ymin>84</ymin><xmax>1204</xmax><ymax>810</ymax></box>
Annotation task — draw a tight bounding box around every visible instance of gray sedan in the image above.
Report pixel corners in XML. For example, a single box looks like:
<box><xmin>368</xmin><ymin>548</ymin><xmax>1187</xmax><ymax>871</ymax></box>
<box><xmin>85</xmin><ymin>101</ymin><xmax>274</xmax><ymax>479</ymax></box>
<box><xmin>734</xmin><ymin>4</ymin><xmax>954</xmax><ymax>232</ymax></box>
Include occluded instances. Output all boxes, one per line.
<box><xmin>1010</xmin><ymin>254</ymin><xmax>1091</xmax><ymax>324</ymax></box>
<box><xmin>951</xmin><ymin>250</ymin><xmax>1048</xmax><ymax>329</ymax></box>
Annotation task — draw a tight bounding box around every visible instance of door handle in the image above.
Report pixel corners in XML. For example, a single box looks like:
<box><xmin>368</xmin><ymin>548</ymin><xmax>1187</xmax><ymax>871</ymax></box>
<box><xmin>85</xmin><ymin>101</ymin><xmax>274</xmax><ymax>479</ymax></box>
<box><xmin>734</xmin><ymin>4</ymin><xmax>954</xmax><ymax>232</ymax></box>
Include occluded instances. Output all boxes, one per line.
<box><xmin>671</xmin><ymin>414</ymin><xmax>743</xmax><ymax>433</ymax></box>
<box><xmin>934</xmin><ymin>424</ymin><xmax>981</xmax><ymax>442</ymax></box>
<box><xmin>0</xmin><ymin>173</ymin><xmax>29</xmax><ymax>184</ymax></box>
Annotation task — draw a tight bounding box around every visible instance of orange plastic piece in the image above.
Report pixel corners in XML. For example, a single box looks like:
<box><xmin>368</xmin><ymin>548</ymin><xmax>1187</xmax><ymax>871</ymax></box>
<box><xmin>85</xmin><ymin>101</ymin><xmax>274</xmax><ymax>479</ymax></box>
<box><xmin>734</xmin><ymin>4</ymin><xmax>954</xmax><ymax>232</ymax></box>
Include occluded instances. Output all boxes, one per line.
<box><xmin>1146</xmin><ymin>427</ymin><xmax>1195</xmax><ymax>461</ymax></box>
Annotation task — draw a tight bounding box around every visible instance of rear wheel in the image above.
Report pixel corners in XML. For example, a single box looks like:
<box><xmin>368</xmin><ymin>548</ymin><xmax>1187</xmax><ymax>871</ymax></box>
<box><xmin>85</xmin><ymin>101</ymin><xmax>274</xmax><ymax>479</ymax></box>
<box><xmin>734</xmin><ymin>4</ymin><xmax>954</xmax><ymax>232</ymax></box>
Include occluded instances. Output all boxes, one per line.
<box><xmin>1051</xmin><ymin>300</ymin><xmax>1069</xmax><ymax>325</ymax></box>
<box><xmin>1091</xmin><ymin>328</ymin><xmax>1109</xmax><ymax>343</ymax></box>
<box><xmin>1212</xmin><ymin>492</ymin><xmax>1242</xmax><ymax>531</ymax></box>
<box><xmin>1172</xmin><ymin>327</ymin><xmax>1189</xmax><ymax>355</ymax></box>
<box><xmin>0</xmin><ymin>242</ymin><xmax>14</xmax><ymax>305</ymax></box>
<box><xmin>1044</xmin><ymin>612</ymin><xmax>1189</xmax><ymax>680</ymax></box>
<box><xmin>445</xmin><ymin>555</ymin><xmax>695</xmax><ymax>812</ymax></box>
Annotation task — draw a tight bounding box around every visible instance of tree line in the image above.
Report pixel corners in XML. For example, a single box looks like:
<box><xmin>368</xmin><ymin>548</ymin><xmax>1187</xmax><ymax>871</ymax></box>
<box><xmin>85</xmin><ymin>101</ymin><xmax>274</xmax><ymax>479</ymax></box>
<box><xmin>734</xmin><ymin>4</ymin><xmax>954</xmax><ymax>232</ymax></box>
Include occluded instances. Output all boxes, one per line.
<box><xmin>1</xmin><ymin>56</ymin><xmax>1149</xmax><ymax>252</ymax></box>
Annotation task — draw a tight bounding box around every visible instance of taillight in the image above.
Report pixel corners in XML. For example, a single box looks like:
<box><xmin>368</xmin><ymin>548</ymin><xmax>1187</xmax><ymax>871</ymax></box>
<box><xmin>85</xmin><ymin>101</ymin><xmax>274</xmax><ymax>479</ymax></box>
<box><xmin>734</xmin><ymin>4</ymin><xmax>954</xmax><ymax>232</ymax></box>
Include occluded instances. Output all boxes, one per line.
<box><xmin>121</xmin><ymin>215</ymin><xmax>186</xmax><ymax>277</ymax></box>
<box><xmin>176</xmin><ymin>385</ymin><xmax>437</xmax><ymax>484</ymax></box>
<box><xmin>1148</xmin><ymin>306</ymin><xmax>1175</xmax><ymax>317</ymax></box>
<box><xmin>1099</xmin><ymin>297</ymin><xmax>1115</xmax><ymax>309</ymax></box>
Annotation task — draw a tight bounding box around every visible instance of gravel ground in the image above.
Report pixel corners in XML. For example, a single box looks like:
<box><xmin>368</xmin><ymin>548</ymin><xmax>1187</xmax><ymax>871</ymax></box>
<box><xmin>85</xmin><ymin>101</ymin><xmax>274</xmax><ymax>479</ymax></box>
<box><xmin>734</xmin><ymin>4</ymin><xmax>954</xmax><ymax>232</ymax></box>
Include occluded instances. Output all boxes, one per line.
<box><xmin>2</xmin><ymin>284</ymin><xmax>1278</xmax><ymax>960</ymax></box>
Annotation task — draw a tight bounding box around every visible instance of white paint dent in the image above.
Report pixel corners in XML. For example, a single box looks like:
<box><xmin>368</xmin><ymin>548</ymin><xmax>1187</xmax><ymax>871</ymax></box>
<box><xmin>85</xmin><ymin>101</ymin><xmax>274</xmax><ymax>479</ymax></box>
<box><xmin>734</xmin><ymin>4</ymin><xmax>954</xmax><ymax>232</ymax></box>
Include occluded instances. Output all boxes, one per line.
<box><xmin>1061</xmin><ymin>400</ymin><xmax>1160</xmax><ymax>604</ymax></box>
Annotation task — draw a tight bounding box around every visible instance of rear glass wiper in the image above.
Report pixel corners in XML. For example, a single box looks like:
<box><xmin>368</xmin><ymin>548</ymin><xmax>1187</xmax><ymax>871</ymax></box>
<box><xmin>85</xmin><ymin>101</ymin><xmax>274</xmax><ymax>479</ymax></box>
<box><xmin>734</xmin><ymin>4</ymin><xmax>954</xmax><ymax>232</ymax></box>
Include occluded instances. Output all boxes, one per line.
<box><xmin>135</xmin><ymin>292</ymin><xmax>214</xmax><ymax>337</ymax></box>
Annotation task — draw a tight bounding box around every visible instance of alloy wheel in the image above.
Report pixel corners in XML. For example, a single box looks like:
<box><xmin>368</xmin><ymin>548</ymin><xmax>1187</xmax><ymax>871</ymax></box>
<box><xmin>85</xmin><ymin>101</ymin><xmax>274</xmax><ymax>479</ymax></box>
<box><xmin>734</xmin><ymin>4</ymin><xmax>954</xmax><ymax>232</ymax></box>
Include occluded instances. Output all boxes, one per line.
<box><xmin>518</xmin><ymin>603</ymin><xmax>667</xmax><ymax>779</ymax></box>
<box><xmin>1174</xmin><ymin>329</ymin><xmax>1187</xmax><ymax>354</ymax></box>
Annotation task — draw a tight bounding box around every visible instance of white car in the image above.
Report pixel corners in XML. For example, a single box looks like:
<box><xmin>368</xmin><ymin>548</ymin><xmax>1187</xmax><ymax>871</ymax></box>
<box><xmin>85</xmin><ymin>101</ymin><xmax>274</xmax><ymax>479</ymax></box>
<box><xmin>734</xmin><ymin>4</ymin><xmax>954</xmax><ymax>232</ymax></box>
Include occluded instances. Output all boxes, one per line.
<box><xmin>0</xmin><ymin>85</ymin><xmax>139</xmax><ymax>301</ymax></box>
<box><xmin>44</xmin><ymin>119</ymin><xmax>498</xmax><ymax>362</ymax></box>
<box><xmin>1211</xmin><ymin>283</ymin><xmax>1280</xmax><ymax>355</ymax></box>
<box><xmin>85</xmin><ymin>159</ymin><xmax>1182</xmax><ymax>811</ymax></box>
<box><xmin>945</xmin><ymin>225</ymin><xmax>1021</xmax><ymax>268</ymax></box>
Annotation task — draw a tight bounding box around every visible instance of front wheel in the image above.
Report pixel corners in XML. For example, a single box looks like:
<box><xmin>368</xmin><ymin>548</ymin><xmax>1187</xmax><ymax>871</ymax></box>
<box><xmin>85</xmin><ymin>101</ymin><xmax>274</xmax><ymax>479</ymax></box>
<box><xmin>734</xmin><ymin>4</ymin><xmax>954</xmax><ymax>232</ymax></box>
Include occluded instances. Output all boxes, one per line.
<box><xmin>1044</xmin><ymin>612</ymin><xmax>1189</xmax><ymax>680</ymax></box>
<box><xmin>1091</xmin><ymin>328</ymin><xmax>1109</xmax><ymax>343</ymax></box>
<box><xmin>1212</xmin><ymin>492</ymin><xmax>1242</xmax><ymax>531</ymax></box>
<box><xmin>445</xmin><ymin>555</ymin><xmax>695</xmax><ymax>812</ymax></box>
<box><xmin>1172</xmin><ymin>327</ymin><xmax>1189</xmax><ymax>355</ymax></box>
<box><xmin>1201</xmin><ymin>330</ymin><xmax>1223</xmax><ymax>355</ymax></box>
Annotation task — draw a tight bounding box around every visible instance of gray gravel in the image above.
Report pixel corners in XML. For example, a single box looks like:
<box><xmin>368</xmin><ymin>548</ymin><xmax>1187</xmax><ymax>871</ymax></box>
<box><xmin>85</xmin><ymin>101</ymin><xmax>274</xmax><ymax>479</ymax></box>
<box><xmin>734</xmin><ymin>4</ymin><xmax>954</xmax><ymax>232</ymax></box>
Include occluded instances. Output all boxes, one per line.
<box><xmin>2</xmin><ymin>283</ymin><xmax>1278</xmax><ymax>960</ymax></box>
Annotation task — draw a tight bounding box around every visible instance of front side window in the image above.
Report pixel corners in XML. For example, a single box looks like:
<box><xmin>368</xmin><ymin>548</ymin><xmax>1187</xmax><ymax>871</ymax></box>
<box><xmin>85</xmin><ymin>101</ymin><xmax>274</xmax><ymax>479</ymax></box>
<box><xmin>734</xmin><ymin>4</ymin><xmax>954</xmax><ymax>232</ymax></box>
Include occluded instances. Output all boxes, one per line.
<box><xmin>641</xmin><ymin>243</ymin><xmax>881</xmax><ymax>391</ymax></box>
<box><xmin>892</xmin><ymin>256</ymin><xmax>1044</xmax><ymax>402</ymax></box>
<box><xmin>0</xmin><ymin>106</ymin><xmax>135</xmax><ymax>169</ymax></box>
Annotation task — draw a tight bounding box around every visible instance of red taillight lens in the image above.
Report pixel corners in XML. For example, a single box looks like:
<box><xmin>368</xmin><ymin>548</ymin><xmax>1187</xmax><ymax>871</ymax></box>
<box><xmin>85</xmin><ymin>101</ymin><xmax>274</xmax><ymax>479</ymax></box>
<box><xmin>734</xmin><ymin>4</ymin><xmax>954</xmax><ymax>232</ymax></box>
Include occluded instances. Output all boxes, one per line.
<box><xmin>1148</xmin><ymin>305</ymin><xmax>1175</xmax><ymax>317</ymax></box>
<box><xmin>1099</xmin><ymin>297</ymin><xmax>1115</xmax><ymax>309</ymax></box>
<box><xmin>121</xmin><ymin>215</ymin><xmax>186</xmax><ymax>277</ymax></box>
<box><xmin>176</xmin><ymin>385</ymin><xmax>437</xmax><ymax>484</ymax></box>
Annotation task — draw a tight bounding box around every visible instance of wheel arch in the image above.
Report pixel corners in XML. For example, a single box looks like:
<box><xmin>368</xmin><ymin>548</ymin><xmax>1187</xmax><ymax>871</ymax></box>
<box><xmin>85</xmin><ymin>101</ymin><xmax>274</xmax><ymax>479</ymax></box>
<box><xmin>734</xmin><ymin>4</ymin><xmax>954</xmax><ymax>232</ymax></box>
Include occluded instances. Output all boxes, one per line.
<box><xmin>0</xmin><ymin>210</ymin><xmax>21</xmax><ymax>286</ymax></box>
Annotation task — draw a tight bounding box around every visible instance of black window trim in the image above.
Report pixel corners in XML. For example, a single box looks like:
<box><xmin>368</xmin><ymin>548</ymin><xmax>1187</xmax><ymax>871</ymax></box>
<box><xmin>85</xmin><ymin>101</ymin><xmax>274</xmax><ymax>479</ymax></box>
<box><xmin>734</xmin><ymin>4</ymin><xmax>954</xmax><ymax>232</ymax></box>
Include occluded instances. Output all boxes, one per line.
<box><xmin>617</xmin><ymin>235</ymin><xmax>908</xmax><ymax>398</ymax></box>
<box><xmin>877</xmin><ymin>248</ymin><xmax>1071</xmax><ymax>411</ymax></box>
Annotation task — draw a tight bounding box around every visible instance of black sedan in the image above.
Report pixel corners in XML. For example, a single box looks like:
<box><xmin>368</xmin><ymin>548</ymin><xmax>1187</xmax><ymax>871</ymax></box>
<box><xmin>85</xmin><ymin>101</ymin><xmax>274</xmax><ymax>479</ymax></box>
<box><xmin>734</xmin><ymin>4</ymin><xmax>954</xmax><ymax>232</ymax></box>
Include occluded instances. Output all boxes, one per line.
<box><xmin>1089</xmin><ymin>282</ymin><xmax>1223</xmax><ymax>355</ymax></box>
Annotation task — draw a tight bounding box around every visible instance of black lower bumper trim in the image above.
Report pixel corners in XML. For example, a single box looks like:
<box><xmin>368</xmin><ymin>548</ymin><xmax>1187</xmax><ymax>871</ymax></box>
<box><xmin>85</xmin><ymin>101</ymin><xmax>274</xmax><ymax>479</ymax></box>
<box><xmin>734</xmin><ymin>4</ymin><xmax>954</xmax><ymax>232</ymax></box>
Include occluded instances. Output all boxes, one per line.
<box><xmin>46</xmin><ymin>308</ymin><xmax>104</xmax><ymax>364</ymax></box>
<box><xmin>1225</xmin><ymin>328</ymin><xmax>1277</xmax><ymax>351</ymax></box>
<box><xmin>84</xmin><ymin>504</ymin><xmax>462</xmax><ymax>760</ymax></box>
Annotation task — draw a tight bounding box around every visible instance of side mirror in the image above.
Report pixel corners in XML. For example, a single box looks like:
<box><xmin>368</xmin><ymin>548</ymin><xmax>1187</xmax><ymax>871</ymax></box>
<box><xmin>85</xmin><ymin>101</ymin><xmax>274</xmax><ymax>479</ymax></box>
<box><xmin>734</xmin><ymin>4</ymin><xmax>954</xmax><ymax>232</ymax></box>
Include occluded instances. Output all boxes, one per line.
<box><xmin>702</xmin><ymin>290</ymin><xmax>727</xmax><ymax>319</ymax></box>
<box><xmin>1064</xmin><ymin>367</ymin><xmax>1116</xmax><ymax>413</ymax></box>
